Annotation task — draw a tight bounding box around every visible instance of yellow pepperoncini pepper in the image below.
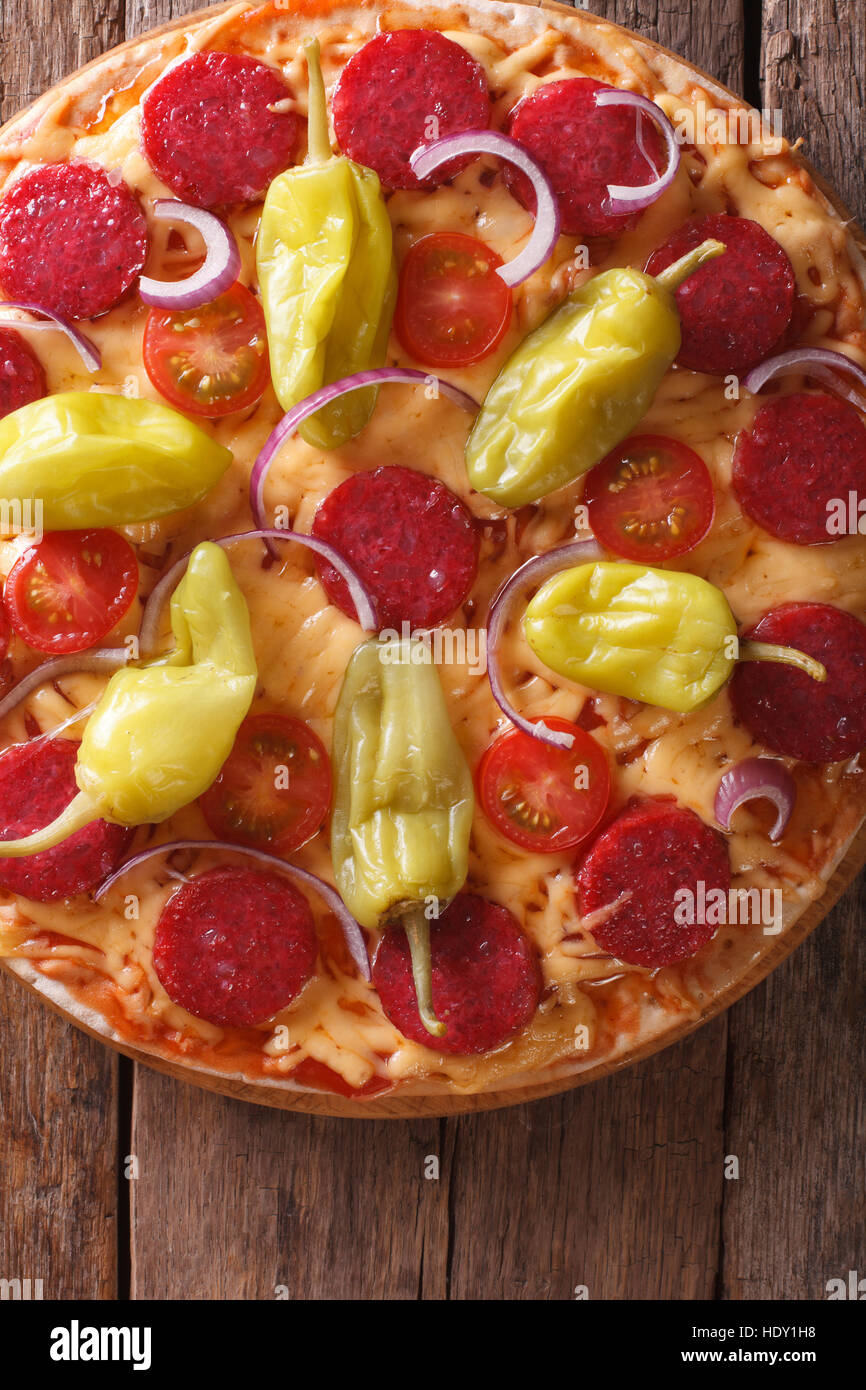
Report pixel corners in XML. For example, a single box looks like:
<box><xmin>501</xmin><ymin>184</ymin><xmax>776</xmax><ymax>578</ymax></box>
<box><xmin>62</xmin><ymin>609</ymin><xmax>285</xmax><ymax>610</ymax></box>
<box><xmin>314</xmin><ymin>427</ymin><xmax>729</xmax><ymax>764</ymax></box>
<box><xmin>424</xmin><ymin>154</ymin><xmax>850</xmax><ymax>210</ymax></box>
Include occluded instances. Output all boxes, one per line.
<box><xmin>465</xmin><ymin>239</ymin><xmax>725</xmax><ymax>506</ymax></box>
<box><xmin>523</xmin><ymin>561</ymin><xmax>826</xmax><ymax>714</ymax></box>
<box><xmin>0</xmin><ymin>392</ymin><xmax>231</xmax><ymax>530</ymax></box>
<box><xmin>0</xmin><ymin>543</ymin><xmax>257</xmax><ymax>855</ymax></box>
<box><xmin>257</xmin><ymin>38</ymin><xmax>396</xmax><ymax>451</ymax></box>
<box><xmin>331</xmin><ymin>636</ymin><xmax>474</xmax><ymax>1037</ymax></box>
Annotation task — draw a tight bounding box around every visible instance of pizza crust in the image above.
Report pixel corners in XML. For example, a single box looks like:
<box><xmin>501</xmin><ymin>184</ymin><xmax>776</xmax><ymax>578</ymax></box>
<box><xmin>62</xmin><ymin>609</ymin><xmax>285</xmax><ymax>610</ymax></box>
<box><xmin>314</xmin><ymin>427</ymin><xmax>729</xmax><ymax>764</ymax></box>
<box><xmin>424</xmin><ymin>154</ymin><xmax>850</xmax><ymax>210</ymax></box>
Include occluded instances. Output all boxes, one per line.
<box><xmin>1</xmin><ymin>0</ymin><xmax>865</xmax><ymax>1110</ymax></box>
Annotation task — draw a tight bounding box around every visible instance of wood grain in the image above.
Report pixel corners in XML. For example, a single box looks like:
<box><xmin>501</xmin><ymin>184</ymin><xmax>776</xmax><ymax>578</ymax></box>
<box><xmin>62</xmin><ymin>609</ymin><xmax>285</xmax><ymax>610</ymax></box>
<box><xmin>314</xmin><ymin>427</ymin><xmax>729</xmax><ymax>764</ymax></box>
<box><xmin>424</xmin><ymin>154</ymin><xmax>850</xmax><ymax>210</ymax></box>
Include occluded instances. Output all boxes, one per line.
<box><xmin>0</xmin><ymin>0</ymin><xmax>863</xmax><ymax>1303</ymax></box>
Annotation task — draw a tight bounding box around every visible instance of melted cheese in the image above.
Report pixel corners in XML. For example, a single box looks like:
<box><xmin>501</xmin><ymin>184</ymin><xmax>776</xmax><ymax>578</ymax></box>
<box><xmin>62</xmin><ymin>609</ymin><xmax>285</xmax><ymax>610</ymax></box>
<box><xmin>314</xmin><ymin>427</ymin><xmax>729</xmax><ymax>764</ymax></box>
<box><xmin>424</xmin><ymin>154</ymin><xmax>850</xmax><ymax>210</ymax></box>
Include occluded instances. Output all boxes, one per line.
<box><xmin>1</xmin><ymin>0</ymin><xmax>865</xmax><ymax>1096</ymax></box>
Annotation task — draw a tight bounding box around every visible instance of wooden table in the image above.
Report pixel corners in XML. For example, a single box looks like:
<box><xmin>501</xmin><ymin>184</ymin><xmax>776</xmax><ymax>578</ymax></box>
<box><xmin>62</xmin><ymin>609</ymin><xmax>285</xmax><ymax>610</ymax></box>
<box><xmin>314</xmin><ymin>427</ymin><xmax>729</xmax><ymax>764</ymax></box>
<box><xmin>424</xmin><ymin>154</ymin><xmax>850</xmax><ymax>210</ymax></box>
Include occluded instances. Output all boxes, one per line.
<box><xmin>1</xmin><ymin>0</ymin><xmax>864</xmax><ymax>1302</ymax></box>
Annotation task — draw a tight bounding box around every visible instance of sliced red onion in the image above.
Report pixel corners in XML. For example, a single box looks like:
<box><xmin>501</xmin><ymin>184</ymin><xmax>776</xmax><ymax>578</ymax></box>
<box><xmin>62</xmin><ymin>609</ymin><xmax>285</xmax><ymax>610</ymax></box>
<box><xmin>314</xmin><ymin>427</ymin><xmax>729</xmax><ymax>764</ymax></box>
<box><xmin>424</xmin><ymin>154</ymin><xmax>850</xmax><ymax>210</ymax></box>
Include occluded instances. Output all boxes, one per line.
<box><xmin>487</xmin><ymin>539</ymin><xmax>604</xmax><ymax>749</ymax></box>
<box><xmin>0</xmin><ymin>648</ymin><xmax>128</xmax><ymax>724</ymax></box>
<box><xmin>744</xmin><ymin>347</ymin><xmax>866</xmax><ymax>411</ymax></box>
<box><xmin>409</xmin><ymin>131</ymin><xmax>560</xmax><ymax>286</ymax></box>
<box><xmin>138</xmin><ymin>528</ymin><xmax>377</xmax><ymax>654</ymax></box>
<box><xmin>250</xmin><ymin>368</ymin><xmax>478</xmax><ymax>532</ymax></box>
<box><xmin>0</xmin><ymin>300</ymin><xmax>101</xmax><ymax>371</ymax></box>
<box><xmin>593</xmin><ymin>90</ymin><xmax>680</xmax><ymax>213</ymax></box>
<box><xmin>139</xmin><ymin>201</ymin><xmax>241</xmax><ymax>310</ymax></box>
<box><xmin>714</xmin><ymin>757</ymin><xmax>797</xmax><ymax>843</ymax></box>
<box><xmin>94</xmin><ymin>839</ymin><xmax>370</xmax><ymax>979</ymax></box>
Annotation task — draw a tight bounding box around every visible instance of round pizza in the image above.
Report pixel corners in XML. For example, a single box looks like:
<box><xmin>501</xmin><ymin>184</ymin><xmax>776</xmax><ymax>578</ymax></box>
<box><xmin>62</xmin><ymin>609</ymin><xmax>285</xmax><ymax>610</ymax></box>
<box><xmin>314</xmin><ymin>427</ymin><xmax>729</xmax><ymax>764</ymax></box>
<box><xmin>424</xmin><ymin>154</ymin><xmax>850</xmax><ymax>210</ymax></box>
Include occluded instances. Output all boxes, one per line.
<box><xmin>0</xmin><ymin>0</ymin><xmax>865</xmax><ymax>1111</ymax></box>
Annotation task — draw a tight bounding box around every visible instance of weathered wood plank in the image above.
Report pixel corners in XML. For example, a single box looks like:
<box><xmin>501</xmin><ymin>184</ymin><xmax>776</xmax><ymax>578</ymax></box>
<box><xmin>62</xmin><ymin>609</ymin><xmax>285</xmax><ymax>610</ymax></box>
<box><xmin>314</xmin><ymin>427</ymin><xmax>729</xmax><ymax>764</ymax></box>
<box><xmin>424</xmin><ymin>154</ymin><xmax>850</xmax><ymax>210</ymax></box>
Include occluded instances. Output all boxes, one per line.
<box><xmin>0</xmin><ymin>0</ymin><xmax>124</xmax><ymax>118</ymax></box>
<box><xmin>0</xmin><ymin>974</ymin><xmax>119</xmax><ymax>1299</ymax></box>
<box><xmin>762</xmin><ymin>0</ymin><xmax>866</xmax><ymax>228</ymax></box>
<box><xmin>129</xmin><ymin>1071</ymin><xmax>451</xmax><ymax>1299</ymax></box>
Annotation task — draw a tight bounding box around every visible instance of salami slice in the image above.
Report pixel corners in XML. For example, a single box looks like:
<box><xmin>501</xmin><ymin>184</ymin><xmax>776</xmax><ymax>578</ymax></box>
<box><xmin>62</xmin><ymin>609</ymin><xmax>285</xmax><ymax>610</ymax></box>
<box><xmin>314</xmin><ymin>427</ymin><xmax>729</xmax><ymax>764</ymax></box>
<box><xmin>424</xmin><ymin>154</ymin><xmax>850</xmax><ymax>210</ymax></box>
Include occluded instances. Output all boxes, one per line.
<box><xmin>0</xmin><ymin>330</ymin><xmax>47</xmax><ymax>419</ymax></box>
<box><xmin>140</xmin><ymin>51</ymin><xmax>300</xmax><ymax>208</ymax></box>
<box><xmin>644</xmin><ymin>214</ymin><xmax>795</xmax><ymax>375</ymax></box>
<box><xmin>331</xmin><ymin>30</ymin><xmax>491</xmax><ymax>190</ymax></box>
<box><xmin>506</xmin><ymin>77</ymin><xmax>666</xmax><ymax>238</ymax></box>
<box><xmin>0</xmin><ymin>162</ymin><xmax>148</xmax><ymax>320</ymax></box>
<box><xmin>311</xmin><ymin>464</ymin><xmax>479</xmax><ymax>629</ymax></box>
<box><xmin>730</xmin><ymin>603</ymin><xmax>866</xmax><ymax>762</ymax></box>
<box><xmin>577</xmin><ymin>799</ymin><xmax>731</xmax><ymax>968</ymax></box>
<box><xmin>732</xmin><ymin>392</ymin><xmax>866</xmax><ymax>545</ymax></box>
<box><xmin>372</xmin><ymin>893</ymin><xmax>541</xmax><ymax>1054</ymax></box>
<box><xmin>0</xmin><ymin>738</ymin><xmax>131</xmax><ymax>902</ymax></box>
<box><xmin>153</xmin><ymin>866</ymin><xmax>318</xmax><ymax>1028</ymax></box>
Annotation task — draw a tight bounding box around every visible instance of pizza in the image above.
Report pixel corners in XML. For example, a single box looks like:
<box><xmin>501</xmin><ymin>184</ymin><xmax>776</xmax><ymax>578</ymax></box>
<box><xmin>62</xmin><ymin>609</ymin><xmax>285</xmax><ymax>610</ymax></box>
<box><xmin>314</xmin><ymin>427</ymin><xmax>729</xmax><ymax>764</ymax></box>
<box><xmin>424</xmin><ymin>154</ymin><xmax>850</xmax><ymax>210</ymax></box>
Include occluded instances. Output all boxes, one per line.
<box><xmin>0</xmin><ymin>0</ymin><xmax>865</xmax><ymax>1112</ymax></box>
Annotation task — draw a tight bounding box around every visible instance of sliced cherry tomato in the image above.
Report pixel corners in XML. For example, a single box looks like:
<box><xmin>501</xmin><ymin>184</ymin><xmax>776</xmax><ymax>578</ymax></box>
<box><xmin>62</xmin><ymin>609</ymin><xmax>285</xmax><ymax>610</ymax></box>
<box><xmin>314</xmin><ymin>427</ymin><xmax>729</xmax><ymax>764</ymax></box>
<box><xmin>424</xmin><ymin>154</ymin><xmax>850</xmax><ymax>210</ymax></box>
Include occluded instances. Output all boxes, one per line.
<box><xmin>200</xmin><ymin>713</ymin><xmax>331</xmax><ymax>853</ymax></box>
<box><xmin>478</xmin><ymin>717</ymin><xmax>610</xmax><ymax>854</ymax></box>
<box><xmin>4</xmin><ymin>529</ymin><xmax>138</xmax><ymax>654</ymax></box>
<box><xmin>583</xmin><ymin>434</ymin><xmax>715</xmax><ymax>563</ymax></box>
<box><xmin>143</xmin><ymin>282</ymin><xmax>270</xmax><ymax>418</ymax></box>
<box><xmin>395</xmin><ymin>232</ymin><xmax>512</xmax><ymax>368</ymax></box>
<box><xmin>0</xmin><ymin>603</ymin><xmax>10</xmax><ymax>662</ymax></box>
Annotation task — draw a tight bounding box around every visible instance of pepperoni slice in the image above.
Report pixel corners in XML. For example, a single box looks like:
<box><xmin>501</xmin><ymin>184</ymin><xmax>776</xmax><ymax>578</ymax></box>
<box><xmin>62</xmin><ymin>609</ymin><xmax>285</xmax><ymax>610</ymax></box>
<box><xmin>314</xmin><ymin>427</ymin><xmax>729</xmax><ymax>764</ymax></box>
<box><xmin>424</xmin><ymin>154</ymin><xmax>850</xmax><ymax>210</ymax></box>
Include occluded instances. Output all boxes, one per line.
<box><xmin>577</xmin><ymin>799</ymin><xmax>731</xmax><ymax>968</ymax></box>
<box><xmin>153</xmin><ymin>866</ymin><xmax>318</xmax><ymax>1028</ymax></box>
<box><xmin>332</xmin><ymin>31</ymin><xmax>491</xmax><ymax>191</ymax></box>
<box><xmin>644</xmin><ymin>214</ymin><xmax>795</xmax><ymax>375</ymax></box>
<box><xmin>732</xmin><ymin>392</ymin><xmax>866</xmax><ymax>545</ymax></box>
<box><xmin>0</xmin><ymin>162</ymin><xmax>148</xmax><ymax>320</ymax></box>
<box><xmin>373</xmin><ymin>893</ymin><xmax>541</xmax><ymax>1054</ymax></box>
<box><xmin>506</xmin><ymin>77</ymin><xmax>666</xmax><ymax>238</ymax></box>
<box><xmin>0</xmin><ymin>738</ymin><xmax>132</xmax><ymax>902</ymax></box>
<box><xmin>0</xmin><ymin>330</ymin><xmax>47</xmax><ymax>419</ymax></box>
<box><xmin>311</xmin><ymin>465</ymin><xmax>479</xmax><ymax>629</ymax></box>
<box><xmin>730</xmin><ymin>603</ymin><xmax>866</xmax><ymax>762</ymax></box>
<box><xmin>140</xmin><ymin>51</ymin><xmax>300</xmax><ymax>208</ymax></box>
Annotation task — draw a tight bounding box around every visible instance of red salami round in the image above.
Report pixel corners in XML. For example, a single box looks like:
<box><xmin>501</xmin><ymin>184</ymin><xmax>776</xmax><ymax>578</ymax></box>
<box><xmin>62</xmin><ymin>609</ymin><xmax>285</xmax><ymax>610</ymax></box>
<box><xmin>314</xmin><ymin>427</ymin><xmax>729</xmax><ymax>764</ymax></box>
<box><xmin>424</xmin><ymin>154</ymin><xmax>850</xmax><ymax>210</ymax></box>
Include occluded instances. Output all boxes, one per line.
<box><xmin>0</xmin><ymin>738</ymin><xmax>131</xmax><ymax>902</ymax></box>
<box><xmin>331</xmin><ymin>30</ymin><xmax>491</xmax><ymax>190</ymax></box>
<box><xmin>0</xmin><ymin>330</ymin><xmax>47</xmax><ymax>419</ymax></box>
<box><xmin>645</xmin><ymin>214</ymin><xmax>795</xmax><ymax>375</ymax></box>
<box><xmin>732</xmin><ymin>392</ymin><xmax>866</xmax><ymax>545</ymax></box>
<box><xmin>730</xmin><ymin>603</ymin><xmax>866</xmax><ymax>762</ymax></box>
<box><xmin>140</xmin><ymin>51</ymin><xmax>300</xmax><ymax>207</ymax></box>
<box><xmin>373</xmin><ymin>893</ymin><xmax>541</xmax><ymax>1054</ymax></box>
<box><xmin>577</xmin><ymin>799</ymin><xmax>731</xmax><ymax>968</ymax></box>
<box><xmin>153</xmin><ymin>866</ymin><xmax>318</xmax><ymax>1028</ymax></box>
<box><xmin>0</xmin><ymin>162</ymin><xmax>147</xmax><ymax>320</ymax></box>
<box><xmin>311</xmin><ymin>464</ymin><xmax>479</xmax><ymax>629</ymax></box>
<box><xmin>506</xmin><ymin>78</ymin><xmax>666</xmax><ymax>238</ymax></box>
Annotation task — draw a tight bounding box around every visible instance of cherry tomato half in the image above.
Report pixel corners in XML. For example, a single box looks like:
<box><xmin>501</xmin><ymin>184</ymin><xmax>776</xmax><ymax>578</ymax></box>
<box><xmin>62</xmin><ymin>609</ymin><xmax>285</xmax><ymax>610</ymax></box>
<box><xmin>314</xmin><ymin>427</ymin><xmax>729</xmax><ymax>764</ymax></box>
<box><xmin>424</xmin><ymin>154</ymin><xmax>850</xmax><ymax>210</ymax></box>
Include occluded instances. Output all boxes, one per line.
<box><xmin>478</xmin><ymin>717</ymin><xmax>610</xmax><ymax>854</ymax></box>
<box><xmin>143</xmin><ymin>282</ymin><xmax>270</xmax><ymax>418</ymax></box>
<box><xmin>4</xmin><ymin>529</ymin><xmax>138</xmax><ymax>654</ymax></box>
<box><xmin>395</xmin><ymin>232</ymin><xmax>512</xmax><ymax>368</ymax></box>
<box><xmin>200</xmin><ymin>713</ymin><xmax>332</xmax><ymax>854</ymax></box>
<box><xmin>583</xmin><ymin>434</ymin><xmax>715</xmax><ymax>563</ymax></box>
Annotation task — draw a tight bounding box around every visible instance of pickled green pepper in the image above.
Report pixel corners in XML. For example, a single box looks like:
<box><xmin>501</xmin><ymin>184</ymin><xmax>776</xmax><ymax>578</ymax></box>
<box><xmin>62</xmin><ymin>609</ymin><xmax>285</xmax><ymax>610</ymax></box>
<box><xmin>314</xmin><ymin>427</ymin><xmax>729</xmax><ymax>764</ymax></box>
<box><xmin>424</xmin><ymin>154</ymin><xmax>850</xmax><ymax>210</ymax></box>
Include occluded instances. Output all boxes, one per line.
<box><xmin>523</xmin><ymin>561</ymin><xmax>826</xmax><ymax>713</ymax></box>
<box><xmin>257</xmin><ymin>38</ymin><xmax>396</xmax><ymax>451</ymax></box>
<box><xmin>466</xmin><ymin>239</ymin><xmax>726</xmax><ymax>506</ymax></box>
<box><xmin>0</xmin><ymin>543</ymin><xmax>257</xmax><ymax>854</ymax></box>
<box><xmin>0</xmin><ymin>392</ymin><xmax>232</xmax><ymax>530</ymax></box>
<box><xmin>331</xmin><ymin>636</ymin><xmax>474</xmax><ymax>1037</ymax></box>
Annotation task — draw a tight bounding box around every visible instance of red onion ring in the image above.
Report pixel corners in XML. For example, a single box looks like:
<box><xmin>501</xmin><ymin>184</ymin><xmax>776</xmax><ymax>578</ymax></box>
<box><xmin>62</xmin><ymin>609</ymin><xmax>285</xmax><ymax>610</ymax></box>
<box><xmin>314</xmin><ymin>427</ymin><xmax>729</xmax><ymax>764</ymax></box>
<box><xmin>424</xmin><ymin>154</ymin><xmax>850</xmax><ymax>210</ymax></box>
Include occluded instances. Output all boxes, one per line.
<box><xmin>94</xmin><ymin>839</ymin><xmax>370</xmax><ymax>980</ymax></box>
<box><xmin>714</xmin><ymin>757</ymin><xmax>797</xmax><ymax>843</ymax></box>
<box><xmin>139</xmin><ymin>201</ymin><xmax>241</xmax><ymax>310</ymax></box>
<box><xmin>0</xmin><ymin>300</ymin><xmax>101</xmax><ymax>371</ymax></box>
<box><xmin>250</xmin><ymin>367</ymin><xmax>478</xmax><ymax>533</ymax></box>
<box><xmin>0</xmin><ymin>648</ymin><xmax>129</xmax><ymax>724</ymax></box>
<box><xmin>138</xmin><ymin>528</ymin><xmax>377</xmax><ymax>654</ymax></box>
<box><xmin>487</xmin><ymin>539</ymin><xmax>603</xmax><ymax>749</ymax></box>
<box><xmin>593</xmin><ymin>90</ymin><xmax>680</xmax><ymax>213</ymax></box>
<box><xmin>409</xmin><ymin>131</ymin><xmax>560</xmax><ymax>286</ymax></box>
<box><xmin>744</xmin><ymin>347</ymin><xmax>866</xmax><ymax>411</ymax></box>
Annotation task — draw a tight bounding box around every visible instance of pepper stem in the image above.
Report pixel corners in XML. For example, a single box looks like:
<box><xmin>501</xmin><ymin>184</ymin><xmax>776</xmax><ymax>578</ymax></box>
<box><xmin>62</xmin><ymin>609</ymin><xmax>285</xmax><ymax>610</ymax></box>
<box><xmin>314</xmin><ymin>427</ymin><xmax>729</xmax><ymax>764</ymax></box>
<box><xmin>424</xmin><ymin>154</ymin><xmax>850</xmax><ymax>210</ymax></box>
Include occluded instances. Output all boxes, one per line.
<box><xmin>0</xmin><ymin>790</ymin><xmax>101</xmax><ymax>858</ymax></box>
<box><xmin>654</xmin><ymin>237</ymin><xmax>726</xmax><ymax>292</ymax></box>
<box><xmin>303</xmin><ymin>38</ymin><xmax>332</xmax><ymax>165</ymax></box>
<box><xmin>402</xmin><ymin>905</ymin><xmax>446</xmax><ymax>1039</ymax></box>
<box><xmin>739</xmin><ymin>641</ymin><xmax>827</xmax><ymax>684</ymax></box>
